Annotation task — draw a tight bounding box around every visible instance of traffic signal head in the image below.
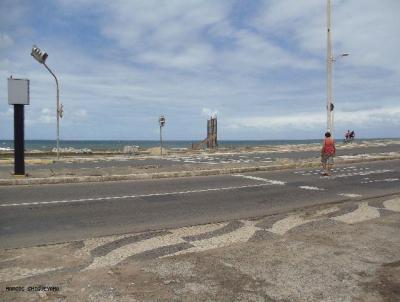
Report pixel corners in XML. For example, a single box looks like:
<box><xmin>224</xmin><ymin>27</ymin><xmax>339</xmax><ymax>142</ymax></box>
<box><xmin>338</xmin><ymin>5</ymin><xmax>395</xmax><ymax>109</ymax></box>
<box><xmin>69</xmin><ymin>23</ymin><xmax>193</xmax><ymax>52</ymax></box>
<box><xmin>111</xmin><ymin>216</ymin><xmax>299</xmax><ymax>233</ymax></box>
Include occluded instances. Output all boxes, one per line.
<box><xmin>159</xmin><ymin>116</ymin><xmax>165</xmax><ymax>126</ymax></box>
<box><xmin>31</xmin><ymin>45</ymin><xmax>48</xmax><ymax>64</ymax></box>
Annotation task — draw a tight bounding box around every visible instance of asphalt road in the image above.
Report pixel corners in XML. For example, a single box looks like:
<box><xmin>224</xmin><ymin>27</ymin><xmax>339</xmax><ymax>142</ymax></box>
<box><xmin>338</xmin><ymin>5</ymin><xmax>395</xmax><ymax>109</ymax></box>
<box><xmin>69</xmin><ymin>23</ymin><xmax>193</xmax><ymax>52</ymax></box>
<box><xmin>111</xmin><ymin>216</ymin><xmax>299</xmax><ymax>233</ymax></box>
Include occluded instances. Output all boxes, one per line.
<box><xmin>1</xmin><ymin>159</ymin><xmax>399</xmax><ymax>249</ymax></box>
<box><xmin>0</xmin><ymin>144</ymin><xmax>398</xmax><ymax>171</ymax></box>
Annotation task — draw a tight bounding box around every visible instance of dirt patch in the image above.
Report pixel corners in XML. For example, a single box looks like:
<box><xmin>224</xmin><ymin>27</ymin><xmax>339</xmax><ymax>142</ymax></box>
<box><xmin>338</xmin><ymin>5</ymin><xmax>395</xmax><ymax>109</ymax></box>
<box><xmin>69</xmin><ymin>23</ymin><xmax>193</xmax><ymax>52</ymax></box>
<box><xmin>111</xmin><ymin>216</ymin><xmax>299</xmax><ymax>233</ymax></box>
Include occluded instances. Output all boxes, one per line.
<box><xmin>357</xmin><ymin>260</ymin><xmax>400</xmax><ymax>302</ymax></box>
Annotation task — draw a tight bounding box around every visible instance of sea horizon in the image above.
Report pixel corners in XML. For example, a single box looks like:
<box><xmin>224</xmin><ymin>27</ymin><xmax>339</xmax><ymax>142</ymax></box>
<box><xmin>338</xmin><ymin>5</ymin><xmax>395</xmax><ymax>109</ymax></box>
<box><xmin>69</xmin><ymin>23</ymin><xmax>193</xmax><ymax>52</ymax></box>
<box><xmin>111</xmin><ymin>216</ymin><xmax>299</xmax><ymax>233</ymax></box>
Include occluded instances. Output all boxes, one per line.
<box><xmin>1</xmin><ymin>137</ymin><xmax>399</xmax><ymax>152</ymax></box>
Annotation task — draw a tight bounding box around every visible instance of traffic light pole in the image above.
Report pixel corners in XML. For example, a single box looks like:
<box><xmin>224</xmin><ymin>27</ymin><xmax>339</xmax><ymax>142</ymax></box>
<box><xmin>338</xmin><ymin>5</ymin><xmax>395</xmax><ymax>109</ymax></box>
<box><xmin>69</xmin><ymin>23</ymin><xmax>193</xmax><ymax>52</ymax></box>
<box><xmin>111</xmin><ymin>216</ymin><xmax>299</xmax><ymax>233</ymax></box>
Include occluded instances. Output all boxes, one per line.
<box><xmin>159</xmin><ymin>116</ymin><xmax>165</xmax><ymax>157</ymax></box>
<box><xmin>160</xmin><ymin>125</ymin><xmax>163</xmax><ymax>156</ymax></box>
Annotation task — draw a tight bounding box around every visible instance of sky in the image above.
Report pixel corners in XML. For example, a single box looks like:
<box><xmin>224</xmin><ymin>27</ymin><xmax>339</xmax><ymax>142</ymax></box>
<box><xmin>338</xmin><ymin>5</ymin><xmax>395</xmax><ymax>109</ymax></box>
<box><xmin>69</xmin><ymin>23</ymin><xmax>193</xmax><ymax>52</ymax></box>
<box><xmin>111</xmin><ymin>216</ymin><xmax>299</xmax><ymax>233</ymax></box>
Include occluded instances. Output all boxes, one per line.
<box><xmin>0</xmin><ymin>0</ymin><xmax>399</xmax><ymax>140</ymax></box>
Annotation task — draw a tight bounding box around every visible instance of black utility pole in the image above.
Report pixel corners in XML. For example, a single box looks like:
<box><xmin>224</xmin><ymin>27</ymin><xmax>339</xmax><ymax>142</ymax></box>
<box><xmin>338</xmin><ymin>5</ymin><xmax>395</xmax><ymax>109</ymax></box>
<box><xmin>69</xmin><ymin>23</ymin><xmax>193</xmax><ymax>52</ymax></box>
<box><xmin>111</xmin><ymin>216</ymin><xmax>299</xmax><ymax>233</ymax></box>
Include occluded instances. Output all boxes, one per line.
<box><xmin>13</xmin><ymin>104</ymin><xmax>25</xmax><ymax>175</ymax></box>
<box><xmin>8</xmin><ymin>77</ymin><xmax>30</xmax><ymax>176</ymax></box>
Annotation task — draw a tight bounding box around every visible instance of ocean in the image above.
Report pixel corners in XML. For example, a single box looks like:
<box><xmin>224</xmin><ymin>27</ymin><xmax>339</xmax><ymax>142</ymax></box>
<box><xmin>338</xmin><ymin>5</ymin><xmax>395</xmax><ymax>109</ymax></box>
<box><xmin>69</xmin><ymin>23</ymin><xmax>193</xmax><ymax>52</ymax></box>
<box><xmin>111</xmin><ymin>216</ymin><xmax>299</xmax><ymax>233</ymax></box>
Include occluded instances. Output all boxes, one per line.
<box><xmin>0</xmin><ymin>139</ymin><xmax>326</xmax><ymax>152</ymax></box>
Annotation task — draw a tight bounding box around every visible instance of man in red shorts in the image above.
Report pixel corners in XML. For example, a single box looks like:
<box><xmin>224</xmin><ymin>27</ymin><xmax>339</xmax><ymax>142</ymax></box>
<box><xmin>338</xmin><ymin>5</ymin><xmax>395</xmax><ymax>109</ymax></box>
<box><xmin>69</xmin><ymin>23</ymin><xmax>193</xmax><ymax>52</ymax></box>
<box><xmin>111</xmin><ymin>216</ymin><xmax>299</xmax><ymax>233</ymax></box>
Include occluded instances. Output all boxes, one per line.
<box><xmin>321</xmin><ymin>131</ymin><xmax>336</xmax><ymax>176</ymax></box>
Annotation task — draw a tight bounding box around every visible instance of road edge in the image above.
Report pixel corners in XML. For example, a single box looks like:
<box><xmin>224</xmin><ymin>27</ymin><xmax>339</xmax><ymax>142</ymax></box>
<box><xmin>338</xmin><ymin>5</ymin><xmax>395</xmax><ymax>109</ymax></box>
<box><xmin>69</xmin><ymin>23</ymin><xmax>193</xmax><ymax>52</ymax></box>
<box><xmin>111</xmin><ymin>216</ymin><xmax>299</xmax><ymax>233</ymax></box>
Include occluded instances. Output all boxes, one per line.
<box><xmin>0</xmin><ymin>155</ymin><xmax>399</xmax><ymax>186</ymax></box>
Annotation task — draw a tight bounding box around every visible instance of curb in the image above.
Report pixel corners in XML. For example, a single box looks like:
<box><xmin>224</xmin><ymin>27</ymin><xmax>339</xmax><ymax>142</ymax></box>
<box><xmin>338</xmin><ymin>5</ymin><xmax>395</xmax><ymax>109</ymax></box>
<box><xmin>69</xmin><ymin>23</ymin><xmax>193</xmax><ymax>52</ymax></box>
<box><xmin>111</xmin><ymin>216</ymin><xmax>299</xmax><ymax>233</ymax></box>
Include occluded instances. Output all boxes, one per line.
<box><xmin>0</xmin><ymin>156</ymin><xmax>399</xmax><ymax>186</ymax></box>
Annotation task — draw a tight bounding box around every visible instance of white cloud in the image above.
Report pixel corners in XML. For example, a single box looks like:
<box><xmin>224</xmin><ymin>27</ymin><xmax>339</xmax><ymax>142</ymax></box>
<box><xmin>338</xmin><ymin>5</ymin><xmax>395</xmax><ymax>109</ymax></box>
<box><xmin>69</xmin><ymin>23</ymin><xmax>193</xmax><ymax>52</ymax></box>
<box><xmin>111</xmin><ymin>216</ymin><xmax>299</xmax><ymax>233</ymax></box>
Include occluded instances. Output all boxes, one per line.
<box><xmin>38</xmin><ymin>108</ymin><xmax>55</xmax><ymax>124</ymax></box>
<box><xmin>138</xmin><ymin>44</ymin><xmax>216</xmax><ymax>69</ymax></box>
<box><xmin>0</xmin><ymin>108</ymin><xmax>13</xmax><ymax>118</ymax></box>
<box><xmin>255</xmin><ymin>0</ymin><xmax>400</xmax><ymax>73</ymax></box>
<box><xmin>0</xmin><ymin>33</ymin><xmax>13</xmax><ymax>48</ymax></box>
<box><xmin>336</xmin><ymin>106</ymin><xmax>400</xmax><ymax>126</ymax></box>
<box><xmin>226</xmin><ymin>106</ymin><xmax>400</xmax><ymax>132</ymax></box>
<box><xmin>97</xmin><ymin>1</ymin><xmax>229</xmax><ymax>70</ymax></box>
<box><xmin>72</xmin><ymin>109</ymin><xmax>88</xmax><ymax>119</ymax></box>
<box><xmin>227</xmin><ymin>113</ymin><xmax>323</xmax><ymax>130</ymax></box>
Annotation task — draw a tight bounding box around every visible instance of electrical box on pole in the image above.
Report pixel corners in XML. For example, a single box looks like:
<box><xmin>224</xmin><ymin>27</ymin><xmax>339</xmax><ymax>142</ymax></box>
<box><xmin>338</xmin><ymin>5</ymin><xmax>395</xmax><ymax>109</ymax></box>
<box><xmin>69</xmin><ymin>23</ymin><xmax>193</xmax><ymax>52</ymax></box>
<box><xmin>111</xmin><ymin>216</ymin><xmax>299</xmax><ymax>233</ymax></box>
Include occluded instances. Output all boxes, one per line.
<box><xmin>8</xmin><ymin>77</ymin><xmax>30</xmax><ymax>176</ymax></box>
<box><xmin>8</xmin><ymin>78</ymin><xmax>30</xmax><ymax>105</ymax></box>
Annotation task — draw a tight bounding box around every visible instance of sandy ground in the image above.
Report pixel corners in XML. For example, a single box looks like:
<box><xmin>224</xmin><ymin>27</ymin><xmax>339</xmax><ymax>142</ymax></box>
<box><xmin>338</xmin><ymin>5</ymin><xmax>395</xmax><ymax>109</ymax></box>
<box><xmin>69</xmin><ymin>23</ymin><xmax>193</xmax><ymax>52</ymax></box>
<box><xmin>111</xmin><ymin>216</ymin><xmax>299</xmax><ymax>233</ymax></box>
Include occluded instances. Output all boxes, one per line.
<box><xmin>1</xmin><ymin>196</ymin><xmax>399</xmax><ymax>301</ymax></box>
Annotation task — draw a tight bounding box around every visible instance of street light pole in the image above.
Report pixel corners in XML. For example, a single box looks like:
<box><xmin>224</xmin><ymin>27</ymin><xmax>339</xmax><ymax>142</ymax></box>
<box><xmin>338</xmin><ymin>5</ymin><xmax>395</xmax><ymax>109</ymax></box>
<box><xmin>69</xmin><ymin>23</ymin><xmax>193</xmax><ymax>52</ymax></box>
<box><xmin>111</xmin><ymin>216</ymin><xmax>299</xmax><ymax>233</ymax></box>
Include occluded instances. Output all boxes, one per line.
<box><xmin>43</xmin><ymin>63</ymin><xmax>61</xmax><ymax>160</ymax></box>
<box><xmin>327</xmin><ymin>0</ymin><xmax>333</xmax><ymax>135</ymax></box>
<box><xmin>326</xmin><ymin>1</ymin><xmax>348</xmax><ymax>136</ymax></box>
<box><xmin>31</xmin><ymin>45</ymin><xmax>63</xmax><ymax>160</ymax></box>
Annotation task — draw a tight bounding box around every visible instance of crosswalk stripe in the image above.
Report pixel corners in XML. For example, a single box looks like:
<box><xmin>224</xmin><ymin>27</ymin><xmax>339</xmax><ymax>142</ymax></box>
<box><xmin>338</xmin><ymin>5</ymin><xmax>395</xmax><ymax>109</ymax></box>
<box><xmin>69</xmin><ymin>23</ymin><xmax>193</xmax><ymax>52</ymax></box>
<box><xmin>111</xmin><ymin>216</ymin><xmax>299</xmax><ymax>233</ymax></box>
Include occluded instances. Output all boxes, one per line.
<box><xmin>234</xmin><ymin>174</ymin><xmax>286</xmax><ymax>185</ymax></box>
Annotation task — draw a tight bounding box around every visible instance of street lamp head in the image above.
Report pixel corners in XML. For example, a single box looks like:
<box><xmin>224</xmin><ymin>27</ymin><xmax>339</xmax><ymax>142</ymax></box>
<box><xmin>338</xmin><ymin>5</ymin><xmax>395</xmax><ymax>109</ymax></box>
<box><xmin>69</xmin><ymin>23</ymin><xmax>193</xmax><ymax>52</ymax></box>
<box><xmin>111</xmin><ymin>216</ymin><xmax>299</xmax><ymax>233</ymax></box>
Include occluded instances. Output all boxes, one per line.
<box><xmin>31</xmin><ymin>45</ymin><xmax>48</xmax><ymax>64</ymax></box>
<box><xmin>332</xmin><ymin>52</ymin><xmax>349</xmax><ymax>62</ymax></box>
<box><xmin>159</xmin><ymin>115</ymin><xmax>165</xmax><ymax>127</ymax></box>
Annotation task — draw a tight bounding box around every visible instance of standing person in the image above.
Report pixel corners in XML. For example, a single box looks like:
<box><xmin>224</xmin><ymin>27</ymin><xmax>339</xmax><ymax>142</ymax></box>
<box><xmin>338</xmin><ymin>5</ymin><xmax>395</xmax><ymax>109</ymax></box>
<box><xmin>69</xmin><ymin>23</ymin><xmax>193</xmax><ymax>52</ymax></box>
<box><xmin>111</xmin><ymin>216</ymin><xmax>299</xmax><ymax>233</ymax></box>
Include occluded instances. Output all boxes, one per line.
<box><xmin>321</xmin><ymin>132</ymin><xmax>336</xmax><ymax>176</ymax></box>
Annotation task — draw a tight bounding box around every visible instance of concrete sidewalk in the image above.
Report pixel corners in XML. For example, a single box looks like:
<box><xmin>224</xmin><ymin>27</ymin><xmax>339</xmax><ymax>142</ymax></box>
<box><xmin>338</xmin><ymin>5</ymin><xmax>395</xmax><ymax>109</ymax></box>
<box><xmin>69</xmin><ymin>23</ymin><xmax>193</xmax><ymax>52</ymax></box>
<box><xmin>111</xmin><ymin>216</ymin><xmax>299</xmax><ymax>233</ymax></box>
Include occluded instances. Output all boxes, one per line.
<box><xmin>0</xmin><ymin>151</ymin><xmax>399</xmax><ymax>186</ymax></box>
<box><xmin>1</xmin><ymin>195</ymin><xmax>399</xmax><ymax>301</ymax></box>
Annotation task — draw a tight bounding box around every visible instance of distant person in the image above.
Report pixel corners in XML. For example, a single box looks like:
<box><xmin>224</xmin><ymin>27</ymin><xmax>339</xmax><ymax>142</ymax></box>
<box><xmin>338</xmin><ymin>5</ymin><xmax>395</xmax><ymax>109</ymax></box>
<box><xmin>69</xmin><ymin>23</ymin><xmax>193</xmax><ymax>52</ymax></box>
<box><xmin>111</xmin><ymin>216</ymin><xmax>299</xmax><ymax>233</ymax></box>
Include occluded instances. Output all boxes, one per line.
<box><xmin>350</xmin><ymin>130</ymin><xmax>355</xmax><ymax>140</ymax></box>
<box><xmin>321</xmin><ymin>131</ymin><xmax>336</xmax><ymax>176</ymax></box>
<box><xmin>344</xmin><ymin>130</ymin><xmax>350</xmax><ymax>143</ymax></box>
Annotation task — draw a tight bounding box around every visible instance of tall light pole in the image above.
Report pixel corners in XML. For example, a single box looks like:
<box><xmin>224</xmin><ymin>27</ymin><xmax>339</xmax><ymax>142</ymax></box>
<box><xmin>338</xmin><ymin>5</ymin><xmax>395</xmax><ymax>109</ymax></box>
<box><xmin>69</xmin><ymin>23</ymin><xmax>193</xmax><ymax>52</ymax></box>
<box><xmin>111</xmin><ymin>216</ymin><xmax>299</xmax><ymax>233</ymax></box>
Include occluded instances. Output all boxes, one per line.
<box><xmin>159</xmin><ymin>115</ymin><xmax>165</xmax><ymax>156</ymax></box>
<box><xmin>326</xmin><ymin>0</ymin><xmax>348</xmax><ymax>136</ymax></box>
<box><xmin>327</xmin><ymin>0</ymin><xmax>333</xmax><ymax>134</ymax></box>
<box><xmin>31</xmin><ymin>45</ymin><xmax>63</xmax><ymax>159</ymax></box>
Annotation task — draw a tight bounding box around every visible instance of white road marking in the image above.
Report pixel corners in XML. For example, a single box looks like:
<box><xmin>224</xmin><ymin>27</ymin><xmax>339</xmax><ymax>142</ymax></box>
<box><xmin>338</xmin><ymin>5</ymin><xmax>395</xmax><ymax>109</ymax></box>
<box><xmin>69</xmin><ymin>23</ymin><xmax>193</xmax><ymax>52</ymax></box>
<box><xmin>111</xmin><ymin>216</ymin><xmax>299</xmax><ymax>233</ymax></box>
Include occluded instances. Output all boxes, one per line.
<box><xmin>234</xmin><ymin>174</ymin><xmax>286</xmax><ymax>185</ymax></box>
<box><xmin>335</xmin><ymin>169</ymin><xmax>393</xmax><ymax>178</ymax></box>
<box><xmin>299</xmin><ymin>186</ymin><xmax>325</xmax><ymax>191</ymax></box>
<box><xmin>332</xmin><ymin>202</ymin><xmax>380</xmax><ymax>224</ymax></box>
<box><xmin>165</xmin><ymin>155</ymin><xmax>273</xmax><ymax>165</ymax></box>
<box><xmin>0</xmin><ymin>183</ymin><xmax>272</xmax><ymax>208</ymax></box>
<box><xmin>337</xmin><ymin>193</ymin><xmax>362</xmax><ymax>198</ymax></box>
<box><xmin>361</xmin><ymin>178</ymin><xmax>399</xmax><ymax>184</ymax></box>
<box><xmin>297</xmin><ymin>166</ymin><xmax>380</xmax><ymax>177</ymax></box>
